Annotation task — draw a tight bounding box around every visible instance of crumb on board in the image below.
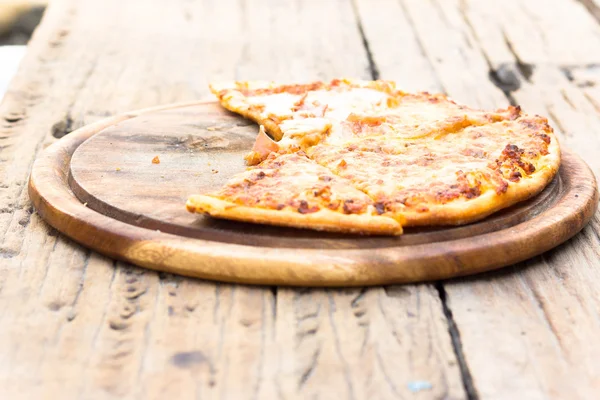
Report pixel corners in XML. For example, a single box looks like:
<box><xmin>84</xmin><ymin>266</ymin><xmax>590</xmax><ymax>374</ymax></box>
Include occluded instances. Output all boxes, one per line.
<box><xmin>116</xmin><ymin>167</ymin><xmax>121</xmax><ymax>171</ymax></box>
<box><xmin>206</xmin><ymin>126</ymin><xmax>218</xmax><ymax>131</ymax></box>
<box><xmin>152</xmin><ymin>156</ymin><xmax>160</xmax><ymax>164</ymax></box>
<box><xmin>83</xmin><ymin>202</ymin><xmax>88</xmax><ymax>207</ymax></box>
<box><xmin>211</xmin><ymin>169</ymin><xmax>219</xmax><ymax>174</ymax></box>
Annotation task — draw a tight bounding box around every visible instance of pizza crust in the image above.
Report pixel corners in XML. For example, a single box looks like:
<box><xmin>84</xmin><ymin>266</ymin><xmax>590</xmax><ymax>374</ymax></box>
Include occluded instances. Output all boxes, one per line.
<box><xmin>399</xmin><ymin>133</ymin><xmax>561</xmax><ymax>226</ymax></box>
<box><xmin>209</xmin><ymin>82</ymin><xmax>286</xmax><ymax>140</ymax></box>
<box><xmin>186</xmin><ymin>195</ymin><xmax>403</xmax><ymax>235</ymax></box>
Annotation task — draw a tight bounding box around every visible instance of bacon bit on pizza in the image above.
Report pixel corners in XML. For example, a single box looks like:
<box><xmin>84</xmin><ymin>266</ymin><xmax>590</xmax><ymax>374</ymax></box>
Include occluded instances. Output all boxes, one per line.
<box><xmin>456</xmin><ymin>171</ymin><xmax>483</xmax><ymax>199</ymax></box>
<box><xmin>497</xmin><ymin>144</ymin><xmax>536</xmax><ymax>176</ymax></box>
<box><xmin>342</xmin><ymin>199</ymin><xmax>367</xmax><ymax>214</ymax></box>
<box><xmin>509</xmin><ymin>171</ymin><xmax>522</xmax><ymax>182</ymax></box>
<box><xmin>256</xmin><ymin>171</ymin><xmax>266</xmax><ymax>180</ymax></box>
<box><xmin>521</xmin><ymin>161</ymin><xmax>535</xmax><ymax>174</ymax></box>
<box><xmin>374</xmin><ymin>202</ymin><xmax>386</xmax><ymax>215</ymax></box>
<box><xmin>464</xmin><ymin>186</ymin><xmax>481</xmax><ymax>199</ymax></box>
<box><xmin>495</xmin><ymin>179</ymin><xmax>509</xmax><ymax>194</ymax></box>
<box><xmin>337</xmin><ymin>159</ymin><xmax>347</xmax><ymax>168</ymax></box>
<box><xmin>435</xmin><ymin>189</ymin><xmax>461</xmax><ymax>204</ymax></box>
<box><xmin>327</xmin><ymin>200</ymin><xmax>341</xmax><ymax>210</ymax></box>
<box><xmin>342</xmin><ymin>200</ymin><xmax>354</xmax><ymax>214</ymax></box>
<box><xmin>313</xmin><ymin>187</ymin><xmax>331</xmax><ymax>198</ymax></box>
<box><xmin>297</xmin><ymin>200</ymin><xmax>319</xmax><ymax>214</ymax></box>
<box><xmin>152</xmin><ymin>156</ymin><xmax>160</xmax><ymax>164</ymax></box>
<box><xmin>539</xmin><ymin>133</ymin><xmax>551</xmax><ymax>144</ymax></box>
<box><xmin>502</xmin><ymin>144</ymin><xmax>523</xmax><ymax>159</ymax></box>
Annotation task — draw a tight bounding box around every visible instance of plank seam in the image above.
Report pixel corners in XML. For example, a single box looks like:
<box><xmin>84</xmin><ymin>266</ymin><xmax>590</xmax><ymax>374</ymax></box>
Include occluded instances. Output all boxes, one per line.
<box><xmin>576</xmin><ymin>0</ymin><xmax>600</xmax><ymax>24</ymax></box>
<box><xmin>457</xmin><ymin>3</ymin><xmax>521</xmax><ymax>106</ymax></box>
<box><xmin>350</xmin><ymin>0</ymin><xmax>380</xmax><ymax>80</ymax></box>
<box><xmin>435</xmin><ymin>283</ymin><xmax>479</xmax><ymax>400</ymax></box>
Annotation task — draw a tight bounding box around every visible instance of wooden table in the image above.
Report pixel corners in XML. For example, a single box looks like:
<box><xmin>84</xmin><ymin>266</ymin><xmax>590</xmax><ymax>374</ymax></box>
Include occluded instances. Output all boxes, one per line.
<box><xmin>2</xmin><ymin>0</ymin><xmax>599</xmax><ymax>398</ymax></box>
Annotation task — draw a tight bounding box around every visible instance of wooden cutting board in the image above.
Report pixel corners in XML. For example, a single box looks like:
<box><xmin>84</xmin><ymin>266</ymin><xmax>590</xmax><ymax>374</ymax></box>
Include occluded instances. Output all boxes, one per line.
<box><xmin>28</xmin><ymin>101</ymin><xmax>599</xmax><ymax>286</ymax></box>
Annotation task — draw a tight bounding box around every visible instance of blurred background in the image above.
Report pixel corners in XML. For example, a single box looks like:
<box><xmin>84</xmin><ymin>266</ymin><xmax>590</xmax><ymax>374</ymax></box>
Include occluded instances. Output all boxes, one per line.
<box><xmin>0</xmin><ymin>0</ymin><xmax>46</xmax><ymax>98</ymax></box>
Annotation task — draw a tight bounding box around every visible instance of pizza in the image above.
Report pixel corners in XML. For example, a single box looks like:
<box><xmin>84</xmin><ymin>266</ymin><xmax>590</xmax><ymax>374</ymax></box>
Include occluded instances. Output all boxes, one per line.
<box><xmin>186</xmin><ymin>79</ymin><xmax>560</xmax><ymax>235</ymax></box>
<box><xmin>186</xmin><ymin>152</ymin><xmax>403</xmax><ymax>234</ymax></box>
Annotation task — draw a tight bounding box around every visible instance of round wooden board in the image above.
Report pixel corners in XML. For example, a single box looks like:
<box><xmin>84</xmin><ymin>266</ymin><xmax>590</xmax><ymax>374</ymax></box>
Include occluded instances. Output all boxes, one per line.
<box><xmin>29</xmin><ymin>101</ymin><xmax>599</xmax><ymax>287</ymax></box>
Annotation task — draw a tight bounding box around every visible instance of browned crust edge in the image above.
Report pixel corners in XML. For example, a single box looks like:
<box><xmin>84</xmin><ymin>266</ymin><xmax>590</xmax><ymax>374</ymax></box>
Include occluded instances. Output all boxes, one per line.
<box><xmin>186</xmin><ymin>195</ymin><xmax>403</xmax><ymax>236</ymax></box>
<box><xmin>400</xmin><ymin>137</ymin><xmax>561</xmax><ymax>226</ymax></box>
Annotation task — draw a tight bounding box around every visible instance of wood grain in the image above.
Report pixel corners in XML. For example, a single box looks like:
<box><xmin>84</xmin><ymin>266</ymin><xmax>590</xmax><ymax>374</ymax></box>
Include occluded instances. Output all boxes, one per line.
<box><xmin>354</xmin><ymin>0</ymin><xmax>600</xmax><ymax>397</ymax></box>
<box><xmin>1</xmin><ymin>0</ymin><xmax>465</xmax><ymax>398</ymax></box>
<box><xmin>3</xmin><ymin>0</ymin><xmax>600</xmax><ymax>398</ymax></box>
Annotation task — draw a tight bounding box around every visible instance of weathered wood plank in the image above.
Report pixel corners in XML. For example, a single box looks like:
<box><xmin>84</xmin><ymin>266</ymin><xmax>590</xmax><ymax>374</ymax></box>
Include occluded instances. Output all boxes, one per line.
<box><xmin>356</xmin><ymin>0</ymin><xmax>600</xmax><ymax>398</ymax></box>
<box><xmin>0</xmin><ymin>0</ymin><xmax>465</xmax><ymax>398</ymax></box>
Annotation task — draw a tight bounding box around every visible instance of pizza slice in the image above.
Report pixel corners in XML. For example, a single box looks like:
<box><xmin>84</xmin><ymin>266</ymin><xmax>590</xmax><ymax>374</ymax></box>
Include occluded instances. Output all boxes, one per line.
<box><xmin>307</xmin><ymin>115</ymin><xmax>560</xmax><ymax>226</ymax></box>
<box><xmin>211</xmin><ymin>79</ymin><xmax>523</xmax><ymax>164</ymax></box>
<box><xmin>186</xmin><ymin>152</ymin><xmax>403</xmax><ymax>235</ymax></box>
<box><xmin>209</xmin><ymin>78</ymin><xmax>396</xmax><ymax>140</ymax></box>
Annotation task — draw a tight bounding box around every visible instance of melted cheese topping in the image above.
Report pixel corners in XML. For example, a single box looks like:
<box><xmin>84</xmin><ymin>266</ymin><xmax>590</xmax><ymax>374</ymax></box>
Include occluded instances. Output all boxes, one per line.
<box><xmin>215</xmin><ymin>152</ymin><xmax>377</xmax><ymax>216</ymax></box>
<box><xmin>204</xmin><ymin>79</ymin><xmax>559</xmax><ymax>228</ymax></box>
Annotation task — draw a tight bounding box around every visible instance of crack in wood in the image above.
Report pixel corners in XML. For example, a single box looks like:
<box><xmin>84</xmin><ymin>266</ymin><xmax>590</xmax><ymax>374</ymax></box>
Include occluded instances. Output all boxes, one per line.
<box><xmin>560</xmin><ymin>63</ymin><xmax>600</xmax><ymax>88</ymax></box>
<box><xmin>66</xmin><ymin>249</ymin><xmax>92</xmax><ymax>321</ymax></box>
<box><xmin>518</xmin><ymin>271</ymin><xmax>568</xmax><ymax>357</ymax></box>
<box><xmin>50</xmin><ymin>113</ymin><xmax>73</xmax><ymax>138</ymax></box>
<box><xmin>435</xmin><ymin>282</ymin><xmax>479</xmax><ymax>400</ymax></box>
<box><xmin>50</xmin><ymin>55</ymin><xmax>98</xmax><ymax>139</ymax></box>
<box><xmin>546</xmin><ymin>107</ymin><xmax>569</xmax><ymax>136</ymax></box>
<box><xmin>398</xmin><ymin>0</ymin><xmax>445</xmax><ymax>92</ymax></box>
<box><xmin>560</xmin><ymin>89</ymin><xmax>576</xmax><ymax>109</ymax></box>
<box><xmin>213</xmin><ymin>283</ymin><xmax>221</xmax><ymax>324</ymax></box>
<box><xmin>326</xmin><ymin>293</ymin><xmax>356</xmax><ymax>400</ymax></box>
<box><xmin>270</xmin><ymin>286</ymin><xmax>277</xmax><ymax>320</ymax></box>
<box><xmin>375</xmin><ymin>350</ymin><xmax>402</xmax><ymax>398</ymax></box>
<box><xmin>501</xmin><ymin>30</ymin><xmax>534</xmax><ymax>82</ymax></box>
<box><xmin>350</xmin><ymin>0</ymin><xmax>379</xmax><ymax>80</ymax></box>
<box><xmin>251</xmin><ymin>289</ymin><xmax>269</xmax><ymax>400</ymax></box>
<box><xmin>583</xmin><ymin>91</ymin><xmax>600</xmax><ymax>113</ymax></box>
<box><xmin>577</xmin><ymin>0</ymin><xmax>600</xmax><ymax>25</ymax></box>
<box><xmin>350</xmin><ymin>287</ymin><xmax>366</xmax><ymax>308</ymax></box>
<box><xmin>457</xmin><ymin>1</ymin><xmax>523</xmax><ymax>106</ymax></box>
<box><xmin>297</xmin><ymin>347</ymin><xmax>320</xmax><ymax>389</ymax></box>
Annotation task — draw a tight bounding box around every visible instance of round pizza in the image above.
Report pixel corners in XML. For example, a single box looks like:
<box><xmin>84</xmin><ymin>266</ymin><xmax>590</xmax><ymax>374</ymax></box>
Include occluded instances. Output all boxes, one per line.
<box><xmin>186</xmin><ymin>79</ymin><xmax>560</xmax><ymax>235</ymax></box>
